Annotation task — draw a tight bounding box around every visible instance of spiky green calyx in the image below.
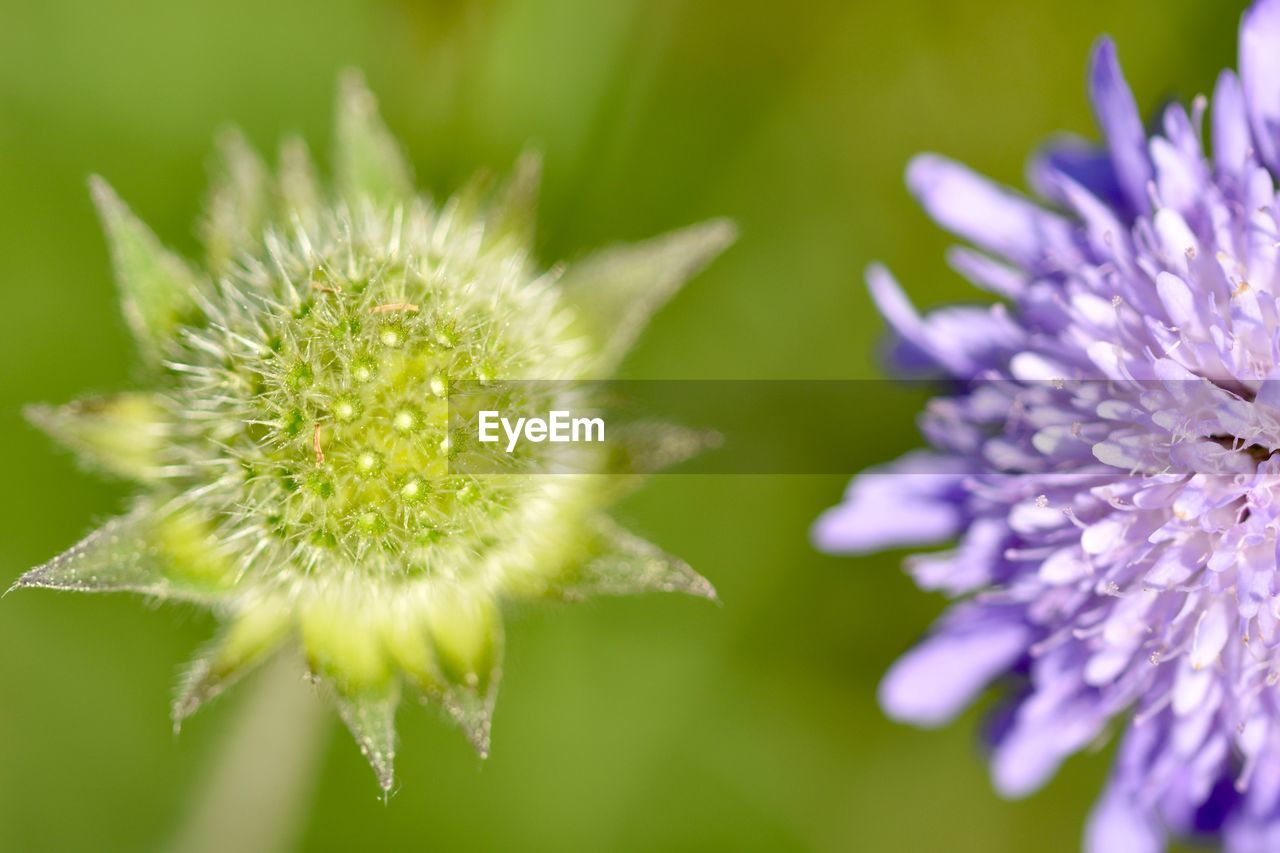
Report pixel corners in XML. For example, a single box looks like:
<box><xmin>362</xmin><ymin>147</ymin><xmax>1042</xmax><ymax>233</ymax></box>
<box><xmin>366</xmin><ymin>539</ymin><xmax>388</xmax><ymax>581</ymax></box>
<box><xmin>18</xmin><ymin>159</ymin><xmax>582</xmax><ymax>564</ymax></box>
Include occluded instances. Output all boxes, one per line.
<box><xmin>14</xmin><ymin>72</ymin><xmax>734</xmax><ymax>792</ymax></box>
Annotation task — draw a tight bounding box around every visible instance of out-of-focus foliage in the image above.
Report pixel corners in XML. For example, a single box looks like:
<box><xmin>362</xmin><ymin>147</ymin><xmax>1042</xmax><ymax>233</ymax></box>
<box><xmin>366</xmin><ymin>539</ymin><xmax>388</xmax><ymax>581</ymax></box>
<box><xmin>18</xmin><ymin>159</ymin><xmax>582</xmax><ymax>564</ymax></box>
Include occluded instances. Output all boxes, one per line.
<box><xmin>0</xmin><ymin>1</ymin><xmax>1246</xmax><ymax>850</ymax></box>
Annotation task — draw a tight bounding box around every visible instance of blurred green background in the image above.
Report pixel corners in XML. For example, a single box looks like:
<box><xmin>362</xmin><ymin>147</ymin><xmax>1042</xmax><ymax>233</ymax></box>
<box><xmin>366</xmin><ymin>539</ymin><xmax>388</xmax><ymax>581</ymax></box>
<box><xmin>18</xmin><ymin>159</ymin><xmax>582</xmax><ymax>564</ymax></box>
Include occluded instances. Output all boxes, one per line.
<box><xmin>0</xmin><ymin>1</ymin><xmax>1251</xmax><ymax>850</ymax></box>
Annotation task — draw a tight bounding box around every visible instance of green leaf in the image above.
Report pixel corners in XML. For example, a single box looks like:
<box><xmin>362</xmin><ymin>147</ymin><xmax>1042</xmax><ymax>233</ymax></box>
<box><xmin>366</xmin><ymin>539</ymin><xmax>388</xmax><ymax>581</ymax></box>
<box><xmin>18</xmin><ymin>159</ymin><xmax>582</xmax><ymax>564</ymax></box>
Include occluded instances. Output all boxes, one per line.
<box><xmin>550</xmin><ymin>516</ymin><xmax>717</xmax><ymax>602</ymax></box>
<box><xmin>299</xmin><ymin>601</ymin><xmax>395</xmax><ymax>695</ymax></box>
<box><xmin>90</xmin><ymin>176</ymin><xmax>202</xmax><ymax>360</ymax></box>
<box><xmin>173</xmin><ymin>604</ymin><xmax>292</xmax><ymax>726</ymax></box>
<box><xmin>446</xmin><ymin>162</ymin><xmax>496</xmax><ymax>222</ymax></box>
<box><xmin>148</xmin><ymin>508</ymin><xmax>240</xmax><ymax>595</ymax></box>
<box><xmin>433</xmin><ymin>674</ymin><xmax>499</xmax><ymax>759</ymax></box>
<box><xmin>278</xmin><ymin>135</ymin><xmax>322</xmax><ymax>219</ymax></box>
<box><xmin>10</xmin><ymin>505</ymin><xmax>236</xmax><ymax>603</ymax></box>
<box><xmin>597</xmin><ymin>422</ymin><xmax>721</xmax><ymax>504</ymax></box>
<box><xmin>201</xmin><ymin>128</ymin><xmax>271</xmax><ymax>272</ymax></box>
<box><xmin>11</xmin><ymin>513</ymin><xmax>163</xmax><ymax>596</ymax></box>
<box><xmin>485</xmin><ymin>149</ymin><xmax>541</xmax><ymax>249</ymax></box>
<box><xmin>332</xmin><ymin>683</ymin><xmax>400</xmax><ymax>792</ymax></box>
<box><xmin>333</xmin><ymin>70</ymin><xmax>413</xmax><ymax>205</ymax></box>
<box><xmin>421</xmin><ymin>588</ymin><xmax>502</xmax><ymax>757</ymax></box>
<box><xmin>559</xmin><ymin>219</ymin><xmax>736</xmax><ymax>371</ymax></box>
<box><xmin>25</xmin><ymin>393</ymin><xmax>170</xmax><ymax>482</ymax></box>
<box><xmin>607</xmin><ymin>420</ymin><xmax>720</xmax><ymax>475</ymax></box>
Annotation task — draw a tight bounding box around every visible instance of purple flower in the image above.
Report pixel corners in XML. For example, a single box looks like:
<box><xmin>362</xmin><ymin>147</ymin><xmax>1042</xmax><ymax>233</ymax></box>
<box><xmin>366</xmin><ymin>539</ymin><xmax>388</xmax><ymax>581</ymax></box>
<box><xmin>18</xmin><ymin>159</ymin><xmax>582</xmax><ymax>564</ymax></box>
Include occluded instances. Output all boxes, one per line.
<box><xmin>815</xmin><ymin>3</ymin><xmax>1280</xmax><ymax>850</ymax></box>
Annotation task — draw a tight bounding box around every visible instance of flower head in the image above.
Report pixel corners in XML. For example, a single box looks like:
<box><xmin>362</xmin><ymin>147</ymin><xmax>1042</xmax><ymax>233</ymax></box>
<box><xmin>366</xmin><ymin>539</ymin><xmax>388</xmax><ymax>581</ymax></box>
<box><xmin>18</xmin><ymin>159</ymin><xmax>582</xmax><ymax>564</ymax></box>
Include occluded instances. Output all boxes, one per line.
<box><xmin>816</xmin><ymin>2</ymin><xmax>1280</xmax><ymax>850</ymax></box>
<box><xmin>16</xmin><ymin>72</ymin><xmax>733</xmax><ymax>792</ymax></box>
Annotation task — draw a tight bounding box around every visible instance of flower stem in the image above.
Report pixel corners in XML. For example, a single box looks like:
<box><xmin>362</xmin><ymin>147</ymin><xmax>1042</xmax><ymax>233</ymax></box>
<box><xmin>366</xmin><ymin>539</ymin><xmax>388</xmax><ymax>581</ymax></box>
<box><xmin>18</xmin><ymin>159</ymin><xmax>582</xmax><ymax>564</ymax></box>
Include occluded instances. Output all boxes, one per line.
<box><xmin>165</xmin><ymin>653</ymin><xmax>331</xmax><ymax>853</ymax></box>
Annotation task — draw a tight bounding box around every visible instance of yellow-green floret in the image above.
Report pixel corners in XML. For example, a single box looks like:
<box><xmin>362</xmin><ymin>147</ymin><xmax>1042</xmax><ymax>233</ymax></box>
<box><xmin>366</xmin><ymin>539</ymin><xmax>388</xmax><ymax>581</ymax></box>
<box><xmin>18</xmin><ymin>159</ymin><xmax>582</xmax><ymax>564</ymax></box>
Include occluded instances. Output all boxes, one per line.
<box><xmin>16</xmin><ymin>72</ymin><xmax>733</xmax><ymax>791</ymax></box>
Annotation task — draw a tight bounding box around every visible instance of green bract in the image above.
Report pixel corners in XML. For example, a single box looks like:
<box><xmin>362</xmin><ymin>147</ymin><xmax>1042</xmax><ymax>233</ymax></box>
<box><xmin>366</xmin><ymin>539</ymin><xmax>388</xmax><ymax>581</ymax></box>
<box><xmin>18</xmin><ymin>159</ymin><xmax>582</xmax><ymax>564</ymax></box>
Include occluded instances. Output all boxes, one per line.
<box><xmin>15</xmin><ymin>73</ymin><xmax>733</xmax><ymax>792</ymax></box>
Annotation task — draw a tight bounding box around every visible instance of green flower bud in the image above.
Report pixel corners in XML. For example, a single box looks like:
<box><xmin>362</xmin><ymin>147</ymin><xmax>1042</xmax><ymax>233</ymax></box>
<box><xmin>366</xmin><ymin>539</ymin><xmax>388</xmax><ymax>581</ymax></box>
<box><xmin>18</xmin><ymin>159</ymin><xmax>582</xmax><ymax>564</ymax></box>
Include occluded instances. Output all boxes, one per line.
<box><xmin>14</xmin><ymin>71</ymin><xmax>734</xmax><ymax>792</ymax></box>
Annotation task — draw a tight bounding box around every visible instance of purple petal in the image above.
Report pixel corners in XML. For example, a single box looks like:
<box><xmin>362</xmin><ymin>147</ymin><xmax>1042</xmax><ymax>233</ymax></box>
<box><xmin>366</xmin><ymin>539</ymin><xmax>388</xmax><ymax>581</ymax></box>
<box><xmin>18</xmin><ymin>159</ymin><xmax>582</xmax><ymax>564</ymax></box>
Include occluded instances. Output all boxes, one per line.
<box><xmin>991</xmin><ymin>723</ymin><xmax>1081</xmax><ymax>797</ymax></box>
<box><xmin>1240</xmin><ymin>0</ymin><xmax>1280</xmax><ymax>171</ymax></box>
<box><xmin>1088</xmin><ymin>37</ymin><xmax>1154</xmax><ymax>216</ymax></box>
<box><xmin>945</xmin><ymin>246</ymin><xmax>1027</xmax><ymax>298</ymax></box>
<box><xmin>1028</xmin><ymin>134</ymin><xmax>1126</xmax><ymax>213</ymax></box>
<box><xmin>1042</xmin><ymin>172</ymin><xmax>1131</xmax><ymax>265</ymax></box>
<box><xmin>1225</xmin><ymin>819</ymin><xmax>1280</xmax><ymax>853</ymax></box>
<box><xmin>866</xmin><ymin>263</ymin><xmax>1021</xmax><ymax>377</ymax></box>
<box><xmin>878</xmin><ymin>605</ymin><xmax>1029</xmax><ymax>727</ymax></box>
<box><xmin>991</xmin><ymin>695</ymin><xmax>1106</xmax><ymax>796</ymax></box>
<box><xmin>1213</xmin><ymin>70</ymin><xmax>1251</xmax><ymax>181</ymax></box>
<box><xmin>865</xmin><ymin>263</ymin><xmax>936</xmax><ymax>374</ymax></box>
<box><xmin>905</xmin><ymin>154</ymin><xmax>1074</xmax><ymax>268</ymax></box>
<box><xmin>812</xmin><ymin>450</ymin><xmax>967</xmax><ymax>554</ymax></box>
<box><xmin>908</xmin><ymin>517</ymin><xmax>1009</xmax><ymax>594</ymax></box>
<box><xmin>1085</xmin><ymin>785</ymin><xmax>1163</xmax><ymax>853</ymax></box>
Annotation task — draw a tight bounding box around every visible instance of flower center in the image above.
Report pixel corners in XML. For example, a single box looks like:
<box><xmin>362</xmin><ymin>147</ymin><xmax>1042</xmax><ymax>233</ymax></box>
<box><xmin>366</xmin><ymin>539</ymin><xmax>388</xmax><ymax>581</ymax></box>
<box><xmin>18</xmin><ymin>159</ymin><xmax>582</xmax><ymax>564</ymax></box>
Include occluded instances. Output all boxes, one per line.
<box><xmin>161</xmin><ymin>214</ymin><xmax>582</xmax><ymax>580</ymax></box>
